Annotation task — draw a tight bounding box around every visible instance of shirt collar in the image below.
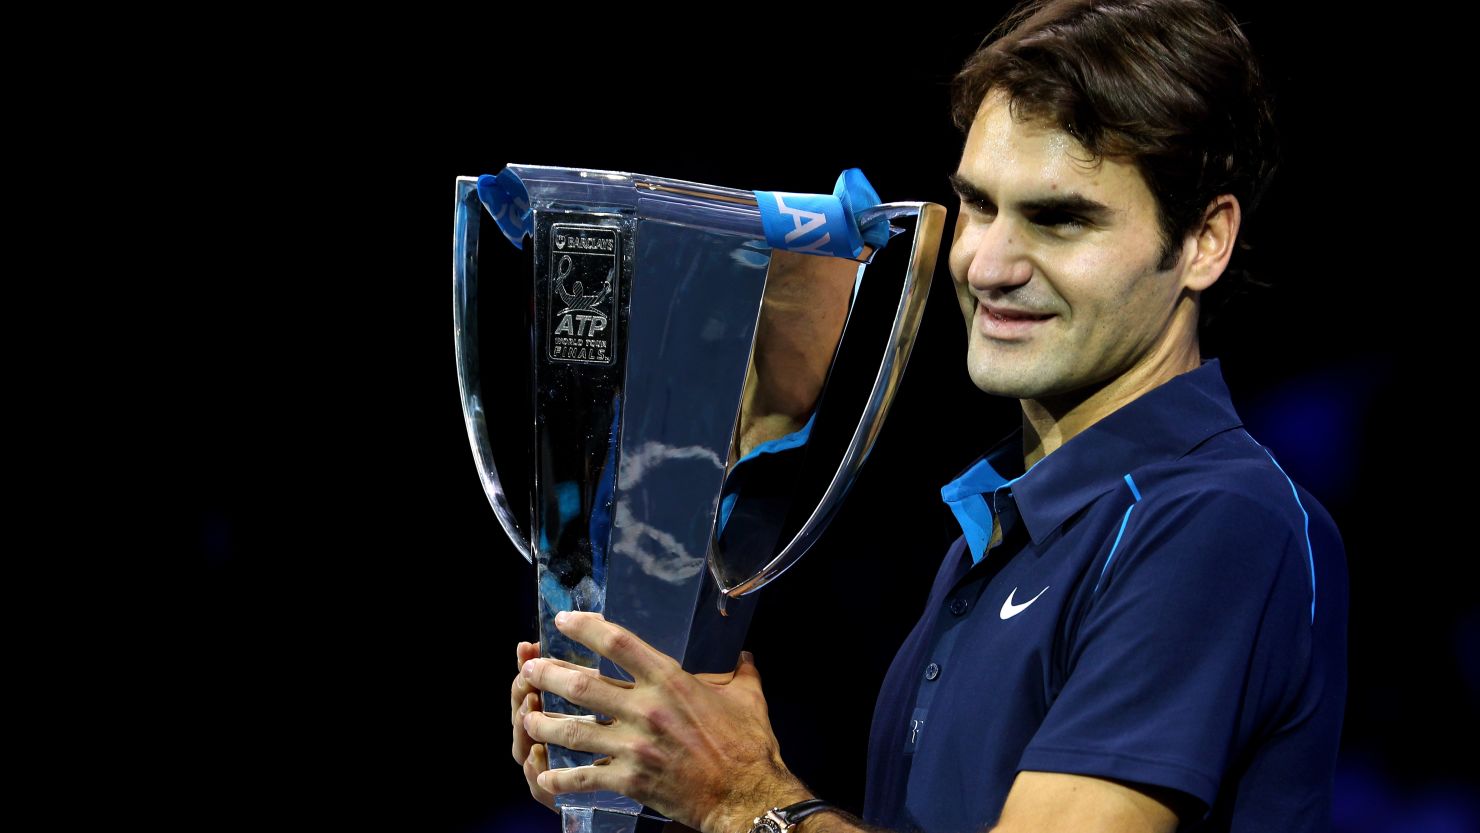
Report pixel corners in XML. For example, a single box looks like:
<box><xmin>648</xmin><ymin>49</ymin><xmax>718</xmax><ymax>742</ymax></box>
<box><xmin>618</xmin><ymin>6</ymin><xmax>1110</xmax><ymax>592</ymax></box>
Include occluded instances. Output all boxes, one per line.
<box><xmin>941</xmin><ymin>358</ymin><xmax>1244</xmax><ymax>553</ymax></box>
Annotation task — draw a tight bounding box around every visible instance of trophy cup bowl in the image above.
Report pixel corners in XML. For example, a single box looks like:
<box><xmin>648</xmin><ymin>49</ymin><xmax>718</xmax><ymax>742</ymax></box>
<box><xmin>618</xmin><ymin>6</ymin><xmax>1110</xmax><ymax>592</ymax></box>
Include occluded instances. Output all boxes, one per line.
<box><xmin>454</xmin><ymin>164</ymin><xmax>943</xmax><ymax>832</ymax></box>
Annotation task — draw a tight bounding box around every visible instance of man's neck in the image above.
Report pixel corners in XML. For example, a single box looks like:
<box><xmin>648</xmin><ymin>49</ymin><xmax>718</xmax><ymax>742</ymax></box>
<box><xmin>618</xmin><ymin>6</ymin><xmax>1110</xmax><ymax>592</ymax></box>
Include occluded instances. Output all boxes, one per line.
<box><xmin>1021</xmin><ymin>342</ymin><xmax>1202</xmax><ymax>469</ymax></box>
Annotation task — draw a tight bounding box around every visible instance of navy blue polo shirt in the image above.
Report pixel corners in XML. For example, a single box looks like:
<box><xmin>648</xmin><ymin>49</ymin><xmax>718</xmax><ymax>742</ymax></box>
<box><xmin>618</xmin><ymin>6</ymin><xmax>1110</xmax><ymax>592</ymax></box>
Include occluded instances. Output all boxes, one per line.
<box><xmin>864</xmin><ymin>358</ymin><xmax>1349</xmax><ymax>833</ymax></box>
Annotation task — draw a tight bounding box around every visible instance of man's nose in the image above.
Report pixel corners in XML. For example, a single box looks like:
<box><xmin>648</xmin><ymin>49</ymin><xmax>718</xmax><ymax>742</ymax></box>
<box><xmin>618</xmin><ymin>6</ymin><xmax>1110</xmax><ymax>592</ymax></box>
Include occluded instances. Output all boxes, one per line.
<box><xmin>961</xmin><ymin>217</ymin><xmax>1033</xmax><ymax>293</ymax></box>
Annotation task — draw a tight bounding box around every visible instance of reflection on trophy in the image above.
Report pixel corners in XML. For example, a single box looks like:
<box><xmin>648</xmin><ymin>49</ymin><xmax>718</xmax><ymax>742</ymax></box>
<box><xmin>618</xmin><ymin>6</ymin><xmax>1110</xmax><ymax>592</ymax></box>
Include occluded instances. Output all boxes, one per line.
<box><xmin>453</xmin><ymin>164</ymin><xmax>943</xmax><ymax>833</ymax></box>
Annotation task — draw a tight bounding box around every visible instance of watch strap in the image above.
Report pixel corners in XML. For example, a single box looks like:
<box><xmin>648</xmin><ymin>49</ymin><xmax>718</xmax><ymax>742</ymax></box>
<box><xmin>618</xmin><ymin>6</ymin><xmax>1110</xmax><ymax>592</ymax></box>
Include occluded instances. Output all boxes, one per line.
<box><xmin>775</xmin><ymin>798</ymin><xmax>834</xmax><ymax>826</ymax></box>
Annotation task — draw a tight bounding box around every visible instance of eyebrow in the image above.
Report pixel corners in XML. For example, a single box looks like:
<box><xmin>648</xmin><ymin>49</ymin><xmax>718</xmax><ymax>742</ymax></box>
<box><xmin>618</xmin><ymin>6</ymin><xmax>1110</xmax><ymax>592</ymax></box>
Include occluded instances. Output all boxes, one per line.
<box><xmin>947</xmin><ymin>172</ymin><xmax>1118</xmax><ymax>224</ymax></box>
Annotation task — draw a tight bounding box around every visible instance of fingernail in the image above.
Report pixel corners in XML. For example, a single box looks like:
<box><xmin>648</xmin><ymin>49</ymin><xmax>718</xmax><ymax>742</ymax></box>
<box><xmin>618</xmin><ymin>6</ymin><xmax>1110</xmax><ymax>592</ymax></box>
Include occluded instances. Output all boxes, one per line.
<box><xmin>554</xmin><ymin>611</ymin><xmax>569</xmax><ymax>625</ymax></box>
<box><xmin>522</xmin><ymin>660</ymin><xmax>536</xmax><ymax>678</ymax></box>
<box><xmin>523</xmin><ymin>711</ymin><xmax>536</xmax><ymax>731</ymax></box>
<box><xmin>742</xmin><ymin>650</ymin><xmax>755</xmax><ymax>664</ymax></box>
<box><xmin>537</xmin><ymin>771</ymin><xmax>550</xmax><ymax>789</ymax></box>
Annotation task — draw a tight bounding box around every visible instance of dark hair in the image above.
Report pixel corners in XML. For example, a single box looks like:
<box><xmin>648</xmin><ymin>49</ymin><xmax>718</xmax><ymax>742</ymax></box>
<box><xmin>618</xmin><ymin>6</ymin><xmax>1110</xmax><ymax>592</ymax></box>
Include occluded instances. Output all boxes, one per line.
<box><xmin>950</xmin><ymin>0</ymin><xmax>1279</xmax><ymax>335</ymax></box>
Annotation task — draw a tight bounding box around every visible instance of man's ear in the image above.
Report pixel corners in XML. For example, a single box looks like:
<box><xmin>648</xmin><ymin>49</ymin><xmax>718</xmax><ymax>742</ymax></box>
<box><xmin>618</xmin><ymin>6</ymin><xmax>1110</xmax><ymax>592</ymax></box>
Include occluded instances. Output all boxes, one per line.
<box><xmin>1181</xmin><ymin>194</ymin><xmax>1241</xmax><ymax>293</ymax></box>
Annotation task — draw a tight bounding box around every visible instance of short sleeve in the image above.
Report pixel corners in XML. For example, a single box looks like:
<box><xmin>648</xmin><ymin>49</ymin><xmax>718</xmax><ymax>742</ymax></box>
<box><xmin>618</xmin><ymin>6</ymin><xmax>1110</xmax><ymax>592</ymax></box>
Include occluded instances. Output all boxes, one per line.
<box><xmin>1018</xmin><ymin>487</ymin><xmax>1314</xmax><ymax>813</ymax></box>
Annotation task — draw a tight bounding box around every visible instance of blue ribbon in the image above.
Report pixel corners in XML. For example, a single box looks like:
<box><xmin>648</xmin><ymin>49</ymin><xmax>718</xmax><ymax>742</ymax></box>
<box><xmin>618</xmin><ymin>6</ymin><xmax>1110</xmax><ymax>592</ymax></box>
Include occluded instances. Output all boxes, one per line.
<box><xmin>753</xmin><ymin>168</ymin><xmax>890</xmax><ymax>258</ymax></box>
<box><xmin>476</xmin><ymin>170</ymin><xmax>532</xmax><ymax>250</ymax></box>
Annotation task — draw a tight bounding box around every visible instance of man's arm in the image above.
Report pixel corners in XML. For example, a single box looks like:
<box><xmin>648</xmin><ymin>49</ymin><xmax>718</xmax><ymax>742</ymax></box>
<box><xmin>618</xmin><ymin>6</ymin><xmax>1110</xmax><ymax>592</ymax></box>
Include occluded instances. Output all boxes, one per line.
<box><xmin>660</xmin><ymin>771</ymin><xmax>1183</xmax><ymax>833</ymax></box>
<box><xmin>515</xmin><ymin>613</ymin><xmax>1188</xmax><ymax>833</ymax></box>
<box><xmin>983</xmin><ymin>771</ymin><xmax>1186</xmax><ymax>833</ymax></box>
<box><xmin>733</xmin><ymin>247</ymin><xmax>867</xmax><ymax>462</ymax></box>
<box><xmin>749</xmin><ymin>771</ymin><xmax>1182</xmax><ymax>833</ymax></box>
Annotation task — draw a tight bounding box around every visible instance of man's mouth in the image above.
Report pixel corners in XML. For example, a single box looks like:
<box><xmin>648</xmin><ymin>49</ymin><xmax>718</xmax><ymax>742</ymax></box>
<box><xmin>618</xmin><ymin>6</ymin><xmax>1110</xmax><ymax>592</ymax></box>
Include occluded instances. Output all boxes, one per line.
<box><xmin>977</xmin><ymin>301</ymin><xmax>1055</xmax><ymax>338</ymax></box>
<box><xmin>981</xmin><ymin>301</ymin><xmax>1053</xmax><ymax>320</ymax></box>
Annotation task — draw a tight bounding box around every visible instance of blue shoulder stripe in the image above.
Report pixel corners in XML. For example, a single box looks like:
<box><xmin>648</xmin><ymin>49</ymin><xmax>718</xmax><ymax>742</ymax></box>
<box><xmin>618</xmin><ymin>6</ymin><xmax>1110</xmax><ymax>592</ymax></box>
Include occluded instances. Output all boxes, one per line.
<box><xmin>1094</xmin><ymin>474</ymin><xmax>1142</xmax><ymax>594</ymax></box>
<box><xmin>1246</xmin><ymin>437</ymin><xmax>1317</xmax><ymax>624</ymax></box>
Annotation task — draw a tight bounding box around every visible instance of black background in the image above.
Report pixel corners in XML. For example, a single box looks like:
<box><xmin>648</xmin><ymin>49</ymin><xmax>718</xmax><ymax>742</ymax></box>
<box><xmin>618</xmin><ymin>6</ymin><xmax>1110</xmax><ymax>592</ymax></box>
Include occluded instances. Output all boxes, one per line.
<box><xmin>184</xmin><ymin>5</ymin><xmax>1475</xmax><ymax>831</ymax></box>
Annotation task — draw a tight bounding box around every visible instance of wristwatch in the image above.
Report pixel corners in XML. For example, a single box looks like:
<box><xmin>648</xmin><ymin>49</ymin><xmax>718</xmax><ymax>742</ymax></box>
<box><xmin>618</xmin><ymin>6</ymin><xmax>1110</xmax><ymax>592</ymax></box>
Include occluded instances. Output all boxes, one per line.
<box><xmin>747</xmin><ymin>798</ymin><xmax>835</xmax><ymax>832</ymax></box>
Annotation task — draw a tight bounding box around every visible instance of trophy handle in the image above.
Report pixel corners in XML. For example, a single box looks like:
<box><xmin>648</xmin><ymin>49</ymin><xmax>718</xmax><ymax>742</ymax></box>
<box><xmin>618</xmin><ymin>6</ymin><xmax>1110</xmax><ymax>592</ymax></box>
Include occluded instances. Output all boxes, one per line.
<box><xmin>721</xmin><ymin>200</ymin><xmax>946</xmax><ymax>598</ymax></box>
<box><xmin>453</xmin><ymin>176</ymin><xmax>534</xmax><ymax>563</ymax></box>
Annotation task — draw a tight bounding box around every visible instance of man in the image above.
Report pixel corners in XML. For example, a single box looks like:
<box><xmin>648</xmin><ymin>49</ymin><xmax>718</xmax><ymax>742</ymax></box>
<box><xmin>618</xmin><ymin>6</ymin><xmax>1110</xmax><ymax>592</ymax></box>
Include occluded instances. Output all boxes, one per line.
<box><xmin>509</xmin><ymin>1</ymin><xmax>1349</xmax><ymax>831</ymax></box>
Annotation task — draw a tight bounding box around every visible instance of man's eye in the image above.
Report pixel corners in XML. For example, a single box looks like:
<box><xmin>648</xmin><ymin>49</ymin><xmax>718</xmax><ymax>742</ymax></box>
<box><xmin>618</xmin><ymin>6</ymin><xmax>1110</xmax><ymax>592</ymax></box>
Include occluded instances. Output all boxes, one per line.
<box><xmin>1036</xmin><ymin>213</ymin><xmax>1085</xmax><ymax>230</ymax></box>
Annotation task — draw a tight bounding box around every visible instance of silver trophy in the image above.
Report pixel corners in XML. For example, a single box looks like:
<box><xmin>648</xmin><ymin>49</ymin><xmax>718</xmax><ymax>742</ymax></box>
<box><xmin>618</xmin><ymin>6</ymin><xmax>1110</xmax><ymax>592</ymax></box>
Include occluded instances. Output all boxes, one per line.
<box><xmin>453</xmin><ymin>164</ymin><xmax>942</xmax><ymax>832</ymax></box>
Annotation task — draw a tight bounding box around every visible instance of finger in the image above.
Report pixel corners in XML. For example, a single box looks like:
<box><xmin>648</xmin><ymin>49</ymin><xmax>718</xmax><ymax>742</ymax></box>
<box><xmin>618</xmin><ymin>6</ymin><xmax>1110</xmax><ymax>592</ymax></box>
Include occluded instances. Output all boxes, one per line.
<box><xmin>534</xmin><ymin>656</ymin><xmax>636</xmax><ymax>689</ymax></box>
<box><xmin>694</xmin><ymin>650</ymin><xmax>755</xmax><ymax>686</ymax></box>
<box><xmin>512</xmin><ymin>672</ymin><xmax>535</xmax><ymax>713</ymax></box>
<box><xmin>729</xmin><ymin>650</ymin><xmax>768</xmax><ymax>705</ymax></box>
<box><xmin>513</xmin><ymin>692</ymin><xmax>542</xmax><ymax>762</ymax></box>
<box><xmin>515</xmin><ymin>663</ymin><xmax>629</xmax><ymax>729</ymax></box>
<box><xmin>734</xmin><ymin>650</ymin><xmax>761</xmax><ymax>683</ymax></box>
<box><xmin>524</xmin><ymin>711</ymin><xmax>624</xmax><ymax>758</ymax></box>
<box><xmin>537</xmin><ymin>762</ymin><xmax>623</xmax><ymax>797</ymax></box>
<box><xmin>553</xmin><ymin>610</ymin><xmax>677</xmax><ymax>685</ymax></box>
<box><xmin>523</xmin><ymin>658</ymin><xmax>634</xmax><ymax>717</ymax></box>
<box><xmin>524</xmin><ymin>744</ymin><xmax>557</xmax><ymax>812</ymax></box>
<box><xmin>512</xmin><ymin>643</ymin><xmax>544</xmax><ymax>707</ymax></box>
<box><xmin>512</xmin><ymin>665</ymin><xmax>554</xmax><ymax>714</ymax></box>
<box><xmin>515</xmin><ymin>654</ymin><xmax>622</xmax><ymax>712</ymax></box>
<box><xmin>517</xmin><ymin>640</ymin><xmax>541</xmax><ymax>667</ymax></box>
<box><xmin>512</xmin><ymin>642</ymin><xmax>542</xmax><ymax>702</ymax></box>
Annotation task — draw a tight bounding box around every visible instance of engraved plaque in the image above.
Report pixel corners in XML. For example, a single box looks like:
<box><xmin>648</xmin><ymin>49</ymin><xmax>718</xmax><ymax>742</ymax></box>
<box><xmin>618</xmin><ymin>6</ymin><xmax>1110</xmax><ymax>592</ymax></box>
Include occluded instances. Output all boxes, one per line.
<box><xmin>547</xmin><ymin>224</ymin><xmax>619</xmax><ymax>366</ymax></box>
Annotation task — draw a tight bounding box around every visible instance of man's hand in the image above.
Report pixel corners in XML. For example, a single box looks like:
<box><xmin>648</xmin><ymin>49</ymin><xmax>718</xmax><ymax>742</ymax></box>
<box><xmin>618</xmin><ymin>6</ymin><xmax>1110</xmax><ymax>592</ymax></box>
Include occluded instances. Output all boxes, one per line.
<box><xmin>520</xmin><ymin>611</ymin><xmax>813</xmax><ymax>833</ymax></box>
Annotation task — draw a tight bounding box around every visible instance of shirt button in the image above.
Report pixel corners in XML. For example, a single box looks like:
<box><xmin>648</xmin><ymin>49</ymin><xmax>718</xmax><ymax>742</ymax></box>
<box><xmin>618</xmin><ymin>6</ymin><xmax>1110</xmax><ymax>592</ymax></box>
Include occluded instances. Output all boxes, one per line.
<box><xmin>924</xmin><ymin>662</ymin><xmax>941</xmax><ymax>681</ymax></box>
<box><xmin>949</xmin><ymin>598</ymin><xmax>969</xmax><ymax>615</ymax></box>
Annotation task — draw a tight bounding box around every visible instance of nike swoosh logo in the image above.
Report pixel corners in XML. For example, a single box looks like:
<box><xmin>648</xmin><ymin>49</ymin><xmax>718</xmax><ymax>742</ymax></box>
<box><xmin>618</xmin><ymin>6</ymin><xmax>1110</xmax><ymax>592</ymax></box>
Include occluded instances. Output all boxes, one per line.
<box><xmin>1000</xmin><ymin>586</ymin><xmax>1050</xmax><ymax>620</ymax></box>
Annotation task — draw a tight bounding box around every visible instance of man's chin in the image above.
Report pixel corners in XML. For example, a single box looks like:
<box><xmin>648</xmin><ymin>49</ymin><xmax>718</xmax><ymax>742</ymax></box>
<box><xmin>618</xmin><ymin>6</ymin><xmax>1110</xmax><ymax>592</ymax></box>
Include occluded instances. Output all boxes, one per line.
<box><xmin>965</xmin><ymin>350</ymin><xmax>1074</xmax><ymax>400</ymax></box>
<box><xmin>966</xmin><ymin>367</ymin><xmax>1035</xmax><ymax>400</ymax></box>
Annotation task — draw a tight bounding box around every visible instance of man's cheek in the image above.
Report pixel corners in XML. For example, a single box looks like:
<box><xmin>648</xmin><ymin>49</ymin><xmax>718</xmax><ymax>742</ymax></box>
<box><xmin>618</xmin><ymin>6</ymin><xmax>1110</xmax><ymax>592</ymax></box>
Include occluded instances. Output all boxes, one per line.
<box><xmin>957</xmin><ymin>291</ymin><xmax>976</xmax><ymax>322</ymax></box>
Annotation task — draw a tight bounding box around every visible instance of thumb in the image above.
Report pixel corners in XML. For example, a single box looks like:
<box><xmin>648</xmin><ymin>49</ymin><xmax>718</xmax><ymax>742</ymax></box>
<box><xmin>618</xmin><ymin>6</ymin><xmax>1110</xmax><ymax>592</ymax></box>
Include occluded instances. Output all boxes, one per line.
<box><xmin>734</xmin><ymin>650</ymin><xmax>761</xmax><ymax>682</ymax></box>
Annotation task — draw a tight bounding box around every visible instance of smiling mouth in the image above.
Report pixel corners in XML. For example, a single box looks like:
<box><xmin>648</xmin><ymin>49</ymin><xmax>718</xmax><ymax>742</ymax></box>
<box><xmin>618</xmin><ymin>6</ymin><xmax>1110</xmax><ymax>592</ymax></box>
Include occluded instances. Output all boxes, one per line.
<box><xmin>976</xmin><ymin>301</ymin><xmax>1055</xmax><ymax>338</ymax></box>
<box><xmin>980</xmin><ymin>300</ymin><xmax>1054</xmax><ymax>320</ymax></box>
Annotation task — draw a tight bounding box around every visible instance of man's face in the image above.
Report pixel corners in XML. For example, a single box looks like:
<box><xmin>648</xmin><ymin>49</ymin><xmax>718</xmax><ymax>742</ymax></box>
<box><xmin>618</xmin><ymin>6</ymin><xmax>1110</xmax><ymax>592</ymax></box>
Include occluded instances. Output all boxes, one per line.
<box><xmin>948</xmin><ymin>89</ymin><xmax>1193</xmax><ymax>403</ymax></box>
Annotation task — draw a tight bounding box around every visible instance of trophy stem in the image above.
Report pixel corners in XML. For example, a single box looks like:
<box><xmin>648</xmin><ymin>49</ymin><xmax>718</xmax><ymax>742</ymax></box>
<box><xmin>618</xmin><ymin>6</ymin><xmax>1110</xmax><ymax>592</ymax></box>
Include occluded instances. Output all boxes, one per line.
<box><xmin>561</xmin><ymin>806</ymin><xmax>592</xmax><ymax>833</ymax></box>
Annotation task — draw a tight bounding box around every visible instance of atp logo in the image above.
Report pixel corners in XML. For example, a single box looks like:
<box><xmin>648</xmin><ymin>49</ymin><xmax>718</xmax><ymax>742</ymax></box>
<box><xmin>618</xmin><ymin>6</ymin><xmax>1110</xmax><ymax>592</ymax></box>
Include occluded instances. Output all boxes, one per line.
<box><xmin>553</xmin><ymin>255</ymin><xmax>612</xmax><ymax>337</ymax></box>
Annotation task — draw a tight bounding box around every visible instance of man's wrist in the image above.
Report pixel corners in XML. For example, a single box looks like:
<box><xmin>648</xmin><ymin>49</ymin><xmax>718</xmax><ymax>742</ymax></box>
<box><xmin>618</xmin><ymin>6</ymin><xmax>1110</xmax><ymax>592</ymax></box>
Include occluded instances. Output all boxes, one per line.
<box><xmin>768</xmin><ymin>799</ymin><xmax>838</xmax><ymax>833</ymax></box>
<box><xmin>706</xmin><ymin>773</ymin><xmax>814</xmax><ymax>833</ymax></box>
